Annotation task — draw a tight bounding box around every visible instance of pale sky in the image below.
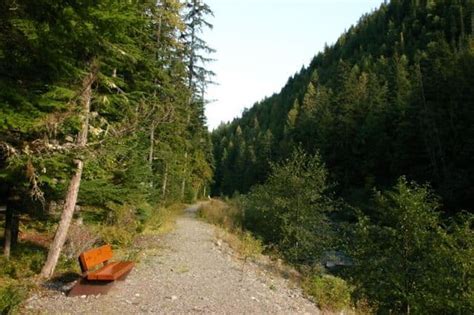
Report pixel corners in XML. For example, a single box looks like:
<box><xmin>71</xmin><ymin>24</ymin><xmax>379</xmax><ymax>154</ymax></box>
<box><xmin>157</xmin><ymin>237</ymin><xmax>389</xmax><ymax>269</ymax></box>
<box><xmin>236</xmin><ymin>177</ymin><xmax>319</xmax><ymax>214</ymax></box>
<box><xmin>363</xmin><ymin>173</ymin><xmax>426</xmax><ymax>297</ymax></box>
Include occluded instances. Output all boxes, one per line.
<box><xmin>203</xmin><ymin>0</ymin><xmax>384</xmax><ymax>130</ymax></box>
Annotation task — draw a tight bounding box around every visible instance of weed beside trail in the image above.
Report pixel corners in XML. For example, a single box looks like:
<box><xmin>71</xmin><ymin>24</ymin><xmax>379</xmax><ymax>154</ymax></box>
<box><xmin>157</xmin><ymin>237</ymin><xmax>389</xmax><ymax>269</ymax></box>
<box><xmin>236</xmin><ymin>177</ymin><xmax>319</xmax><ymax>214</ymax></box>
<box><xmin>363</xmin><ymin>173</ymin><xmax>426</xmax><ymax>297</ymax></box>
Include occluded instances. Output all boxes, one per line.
<box><xmin>302</xmin><ymin>274</ymin><xmax>352</xmax><ymax>312</ymax></box>
<box><xmin>0</xmin><ymin>238</ymin><xmax>47</xmax><ymax>314</ymax></box>
<box><xmin>0</xmin><ymin>281</ymin><xmax>28</xmax><ymax>315</ymax></box>
<box><xmin>197</xmin><ymin>199</ymin><xmax>242</xmax><ymax>231</ymax></box>
<box><xmin>197</xmin><ymin>200</ymin><xmax>264</xmax><ymax>260</ymax></box>
<box><xmin>144</xmin><ymin>203</ymin><xmax>185</xmax><ymax>235</ymax></box>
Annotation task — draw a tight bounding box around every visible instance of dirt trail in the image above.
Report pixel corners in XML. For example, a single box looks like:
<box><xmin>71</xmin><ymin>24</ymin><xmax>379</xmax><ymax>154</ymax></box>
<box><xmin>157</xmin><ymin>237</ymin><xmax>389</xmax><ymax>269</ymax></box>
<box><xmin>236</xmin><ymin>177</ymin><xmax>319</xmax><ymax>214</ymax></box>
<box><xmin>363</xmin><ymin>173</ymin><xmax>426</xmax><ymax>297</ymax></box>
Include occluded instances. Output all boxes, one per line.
<box><xmin>24</xmin><ymin>204</ymin><xmax>320</xmax><ymax>314</ymax></box>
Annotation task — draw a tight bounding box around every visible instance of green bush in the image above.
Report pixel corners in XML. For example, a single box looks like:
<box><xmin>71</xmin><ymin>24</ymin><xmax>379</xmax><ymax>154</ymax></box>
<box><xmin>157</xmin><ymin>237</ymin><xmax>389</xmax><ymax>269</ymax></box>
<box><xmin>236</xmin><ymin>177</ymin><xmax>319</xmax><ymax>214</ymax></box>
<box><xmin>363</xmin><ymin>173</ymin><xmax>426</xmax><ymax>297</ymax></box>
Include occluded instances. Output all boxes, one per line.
<box><xmin>95</xmin><ymin>202</ymin><xmax>142</xmax><ymax>246</ymax></box>
<box><xmin>136</xmin><ymin>202</ymin><xmax>153</xmax><ymax>224</ymax></box>
<box><xmin>99</xmin><ymin>226</ymin><xmax>134</xmax><ymax>247</ymax></box>
<box><xmin>350</xmin><ymin>177</ymin><xmax>474</xmax><ymax>314</ymax></box>
<box><xmin>243</xmin><ymin>148</ymin><xmax>337</xmax><ymax>264</ymax></box>
<box><xmin>0</xmin><ymin>245</ymin><xmax>47</xmax><ymax>279</ymax></box>
<box><xmin>135</xmin><ymin>202</ymin><xmax>154</xmax><ymax>233</ymax></box>
<box><xmin>303</xmin><ymin>274</ymin><xmax>352</xmax><ymax>311</ymax></box>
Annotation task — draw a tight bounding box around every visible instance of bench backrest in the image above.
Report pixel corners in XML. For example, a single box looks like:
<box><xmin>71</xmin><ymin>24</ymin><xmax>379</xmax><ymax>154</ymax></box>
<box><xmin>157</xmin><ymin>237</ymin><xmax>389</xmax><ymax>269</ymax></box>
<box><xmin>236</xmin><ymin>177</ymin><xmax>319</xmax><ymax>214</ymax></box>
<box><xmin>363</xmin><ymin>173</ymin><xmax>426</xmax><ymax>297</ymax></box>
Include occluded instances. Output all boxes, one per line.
<box><xmin>79</xmin><ymin>244</ymin><xmax>113</xmax><ymax>272</ymax></box>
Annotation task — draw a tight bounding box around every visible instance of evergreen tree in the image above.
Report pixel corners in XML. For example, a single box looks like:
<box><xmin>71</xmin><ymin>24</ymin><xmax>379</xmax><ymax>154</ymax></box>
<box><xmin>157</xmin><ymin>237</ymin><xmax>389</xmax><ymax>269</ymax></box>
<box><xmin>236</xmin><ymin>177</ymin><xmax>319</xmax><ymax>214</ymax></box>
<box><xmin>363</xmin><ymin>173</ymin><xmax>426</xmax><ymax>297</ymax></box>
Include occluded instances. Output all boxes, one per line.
<box><xmin>244</xmin><ymin>149</ymin><xmax>337</xmax><ymax>264</ymax></box>
<box><xmin>350</xmin><ymin>177</ymin><xmax>473</xmax><ymax>313</ymax></box>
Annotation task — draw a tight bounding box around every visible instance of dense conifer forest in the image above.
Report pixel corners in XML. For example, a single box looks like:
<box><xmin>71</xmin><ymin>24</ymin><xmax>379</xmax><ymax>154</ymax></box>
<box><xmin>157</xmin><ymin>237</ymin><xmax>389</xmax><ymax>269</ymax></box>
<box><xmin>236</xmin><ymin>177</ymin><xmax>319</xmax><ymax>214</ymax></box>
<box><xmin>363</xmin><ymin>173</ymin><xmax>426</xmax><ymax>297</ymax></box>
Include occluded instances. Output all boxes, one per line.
<box><xmin>0</xmin><ymin>0</ymin><xmax>213</xmax><ymax>286</ymax></box>
<box><xmin>213</xmin><ymin>0</ymin><xmax>474</xmax><ymax>213</ymax></box>
<box><xmin>211</xmin><ymin>0</ymin><xmax>474</xmax><ymax>313</ymax></box>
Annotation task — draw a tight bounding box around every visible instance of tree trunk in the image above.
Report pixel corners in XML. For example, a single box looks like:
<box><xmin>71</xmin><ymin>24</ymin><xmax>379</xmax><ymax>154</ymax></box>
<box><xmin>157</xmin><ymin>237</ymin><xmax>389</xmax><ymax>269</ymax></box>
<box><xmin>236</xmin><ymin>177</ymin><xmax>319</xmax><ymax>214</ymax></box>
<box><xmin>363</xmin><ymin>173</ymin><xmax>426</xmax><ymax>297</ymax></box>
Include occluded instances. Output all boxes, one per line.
<box><xmin>3</xmin><ymin>191</ymin><xmax>20</xmax><ymax>259</ymax></box>
<box><xmin>149</xmin><ymin>123</ymin><xmax>155</xmax><ymax>188</ymax></box>
<box><xmin>162</xmin><ymin>163</ymin><xmax>168</xmax><ymax>199</ymax></box>
<box><xmin>40</xmin><ymin>159</ymin><xmax>83</xmax><ymax>278</ymax></box>
<box><xmin>3</xmin><ymin>205</ymin><xmax>12</xmax><ymax>259</ymax></box>
<box><xmin>180</xmin><ymin>152</ymin><xmax>188</xmax><ymax>200</ymax></box>
<box><xmin>40</xmin><ymin>65</ymin><xmax>96</xmax><ymax>278</ymax></box>
<box><xmin>181</xmin><ymin>178</ymin><xmax>186</xmax><ymax>200</ymax></box>
<box><xmin>11</xmin><ymin>211</ymin><xmax>19</xmax><ymax>248</ymax></box>
<box><xmin>471</xmin><ymin>10</ymin><xmax>474</xmax><ymax>35</ymax></box>
<box><xmin>149</xmin><ymin>124</ymin><xmax>155</xmax><ymax>166</ymax></box>
<box><xmin>416</xmin><ymin>64</ymin><xmax>438</xmax><ymax>179</ymax></box>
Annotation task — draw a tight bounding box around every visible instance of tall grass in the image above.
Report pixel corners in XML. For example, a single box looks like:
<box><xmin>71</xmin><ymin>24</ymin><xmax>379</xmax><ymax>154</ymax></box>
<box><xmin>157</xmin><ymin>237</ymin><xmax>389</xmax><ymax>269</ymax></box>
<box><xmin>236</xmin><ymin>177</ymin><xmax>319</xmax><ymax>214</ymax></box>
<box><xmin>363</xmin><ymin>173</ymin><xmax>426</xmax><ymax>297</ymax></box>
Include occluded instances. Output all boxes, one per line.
<box><xmin>197</xmin><ymin>199</ymin><xmax>242</xmax><ymax>231</ymax></box>
<box><xmin>144</xmin><ymin>203</ymin><xmax>185</xmax><ymax>234</ymax></box>
<box><xmin>0</xmin><ymin>242</ymin><xmax>46</xmax><ymax>314</ymax></box>
<box><xmin>0</xmin><ymin>281</ymin><xmax>27</xmax><ymax>315</ymax></box>
<box><xmin>198</xmin><ymin>199</ymin><xmax>264</xmax><ymax>260</ymax></box>
<box><xmin>302</xmin><ymin>274</ymin><xmax>353</xmax><ymax>312</ymax></box>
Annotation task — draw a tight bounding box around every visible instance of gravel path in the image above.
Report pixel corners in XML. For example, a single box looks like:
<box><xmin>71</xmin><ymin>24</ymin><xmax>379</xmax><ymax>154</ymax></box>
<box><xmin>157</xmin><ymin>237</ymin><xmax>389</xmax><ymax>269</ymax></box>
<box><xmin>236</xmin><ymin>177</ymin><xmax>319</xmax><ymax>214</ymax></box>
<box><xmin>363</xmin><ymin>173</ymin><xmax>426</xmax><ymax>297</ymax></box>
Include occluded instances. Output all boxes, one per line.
<box><xmin>24</xmin><ymin>204</ymin><xmax>320</xmax><ymax>314</ymax></box>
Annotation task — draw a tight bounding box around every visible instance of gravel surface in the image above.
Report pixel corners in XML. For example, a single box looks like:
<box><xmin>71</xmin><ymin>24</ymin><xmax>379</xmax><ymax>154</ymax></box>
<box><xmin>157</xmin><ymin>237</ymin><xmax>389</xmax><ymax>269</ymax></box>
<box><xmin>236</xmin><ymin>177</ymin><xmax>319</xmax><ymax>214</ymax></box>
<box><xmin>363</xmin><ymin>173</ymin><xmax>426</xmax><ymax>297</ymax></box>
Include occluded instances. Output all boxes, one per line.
<box><xmin>23</xmin><ymin>204</ymin><xmax>320</xmax><ymax>314</ymax></box>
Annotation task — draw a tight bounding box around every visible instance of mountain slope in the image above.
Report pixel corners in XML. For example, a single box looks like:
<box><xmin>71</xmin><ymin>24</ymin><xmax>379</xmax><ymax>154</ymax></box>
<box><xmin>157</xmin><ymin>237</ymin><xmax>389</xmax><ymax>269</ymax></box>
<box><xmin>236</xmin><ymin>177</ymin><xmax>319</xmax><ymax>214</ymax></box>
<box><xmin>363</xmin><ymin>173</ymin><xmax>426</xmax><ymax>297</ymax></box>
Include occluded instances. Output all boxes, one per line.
<box><xmin>212</xmin><ymin>0</ymin><xmax>474</xmax><ymax>213</ymax></box>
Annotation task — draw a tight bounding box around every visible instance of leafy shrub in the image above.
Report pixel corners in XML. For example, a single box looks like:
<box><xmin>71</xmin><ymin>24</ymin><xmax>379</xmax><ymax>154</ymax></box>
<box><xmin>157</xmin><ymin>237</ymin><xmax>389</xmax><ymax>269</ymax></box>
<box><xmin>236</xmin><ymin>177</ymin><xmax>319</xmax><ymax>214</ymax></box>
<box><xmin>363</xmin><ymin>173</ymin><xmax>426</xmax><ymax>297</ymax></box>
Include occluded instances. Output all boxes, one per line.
<box><xmin>134</xmin><ymin>202</ymin><xmax>154</xmax><ymax>233</ymax></box>
<box><xmin>136</xmin><ymin>202</ymin><xmax>153</xmax><ymax>224</ymax></box>
<box><xmin>99</xmin><ymin>226</ymin><xmax>134</xmax><ymax>247</ymax></box>
<box><xmin>238</xmin><ymin>231</ymin><xmax>264</xmax><ymax>260</ymax></box>
<box><xmin>243</xmin><ymin>148</ymin><xmax>337</xmax><ymax>264</ymax></box>
<box><xmin>104</xmin><ymin>202</ymin><xmax>137</xmax><ymax>228</ymax></box>
<box><xmin>0</xmin><ymin>243</ymin><xmax>46</xmax><ymax>314</ymax></box>
<box><xmin>350</xmin><ymin>177</ymin><xmax>474</xmax><ymax>314</ymax></box>
<box><xmin>303</xmin><ymin>274</ymin><xmax>352</xmax><ymax>312</ymax></box>
<box><xmin>93</xmin><ymin>202</ymin><xmax>140</xmax><ymax>247</ymax></box>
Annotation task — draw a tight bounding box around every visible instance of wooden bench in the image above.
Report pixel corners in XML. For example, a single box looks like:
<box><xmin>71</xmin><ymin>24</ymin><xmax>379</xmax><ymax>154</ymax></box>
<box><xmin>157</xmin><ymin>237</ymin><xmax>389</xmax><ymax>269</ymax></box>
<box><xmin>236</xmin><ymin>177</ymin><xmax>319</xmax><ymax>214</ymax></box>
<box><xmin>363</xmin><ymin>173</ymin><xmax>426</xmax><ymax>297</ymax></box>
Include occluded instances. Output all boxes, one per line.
<box><xmin>79</xmin><ymin>244</ymin><xmax>134</xmax><ymax>280</ymax></box>
<box><xmin>68</xmin><ymin>244</ymin><xmax>134</xmax><ymax>296</ymax></box>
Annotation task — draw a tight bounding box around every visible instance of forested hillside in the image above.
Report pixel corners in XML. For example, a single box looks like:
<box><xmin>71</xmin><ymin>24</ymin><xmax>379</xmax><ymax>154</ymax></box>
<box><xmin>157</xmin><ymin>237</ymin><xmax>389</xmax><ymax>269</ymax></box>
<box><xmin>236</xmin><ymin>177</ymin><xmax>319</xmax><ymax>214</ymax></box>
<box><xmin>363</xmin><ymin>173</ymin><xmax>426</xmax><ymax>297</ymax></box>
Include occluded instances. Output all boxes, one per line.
<box><xmin>0</xmin><ymin>0</ymin><xmax>213</xmax><ymax>279</ymax></box>
<box><xmin>212</xmin><ymin>0</ymin><xmax>474</xmax><ymax>213</ymax></box>
<box><xmin>211</xmin><ymin>0</ymin><xmax>474</xmax><ymax>313</ymax></box>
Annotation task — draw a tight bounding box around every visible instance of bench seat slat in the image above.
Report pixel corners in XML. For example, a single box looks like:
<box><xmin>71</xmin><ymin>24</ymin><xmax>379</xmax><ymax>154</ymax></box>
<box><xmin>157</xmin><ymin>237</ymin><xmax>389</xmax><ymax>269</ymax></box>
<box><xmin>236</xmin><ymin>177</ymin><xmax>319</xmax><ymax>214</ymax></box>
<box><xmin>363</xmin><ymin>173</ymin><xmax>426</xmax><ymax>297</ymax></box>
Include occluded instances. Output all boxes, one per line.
<box><xmin>87</xmin><ymin>261</ymin><xmax>134</xmax><ymax>281</ymax></box>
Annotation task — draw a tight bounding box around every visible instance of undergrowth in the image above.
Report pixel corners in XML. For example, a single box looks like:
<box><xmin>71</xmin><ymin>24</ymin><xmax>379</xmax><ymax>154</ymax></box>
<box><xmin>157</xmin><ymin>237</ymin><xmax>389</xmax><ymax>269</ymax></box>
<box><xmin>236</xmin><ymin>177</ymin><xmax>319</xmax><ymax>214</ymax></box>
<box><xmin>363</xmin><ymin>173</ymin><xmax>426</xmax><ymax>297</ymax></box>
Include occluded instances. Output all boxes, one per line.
<box><xmin>302</xmin><ymin>273</ymin><xmax>353</xmax><ymax>312</ymax></box>
<box><xmin>0</xmin><ymin>280</ymin><xmax>28</xmax><ymax>315</ymax></box>
<box><xmin>214</xmin><ymin>229</ymin><xmax>264</xmax><ymax>261</ymax></box>
<box><xmin>144</xmin><ymin>203</ymin><xmax>185</xmax><ymax>234</ymax></box>
<box><xmin>0</xmin><ymin>240</ymin><xmax>47</xmax><ymax>314</ymax></box>
<box><xmin>198</xmin><ymin>199</ymin><xmax>264</xmax><ymax>260</ymax></box>
<box><xmin>197</xmin><ymin>199</ymin><xmax>242</xmax><ymax>231</ymax></box>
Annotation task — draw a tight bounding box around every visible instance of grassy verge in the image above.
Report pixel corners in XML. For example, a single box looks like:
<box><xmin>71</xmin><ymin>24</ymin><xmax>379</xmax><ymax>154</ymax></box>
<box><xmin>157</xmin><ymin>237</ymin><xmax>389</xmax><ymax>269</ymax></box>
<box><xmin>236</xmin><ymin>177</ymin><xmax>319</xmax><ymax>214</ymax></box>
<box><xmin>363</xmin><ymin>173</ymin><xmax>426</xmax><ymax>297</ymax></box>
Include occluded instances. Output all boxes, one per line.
<box><xmin>0</xmin><ymin>280</ymin><xmax>29</xmax><ymax>315</ymax></box>
<box><xmin>197</xmin><ymin>199</ymin><xmax>242</xmax><ymax>232</ymax></box>
<box><xmin>143</xmin><ymin>203</ymin><xmax>185</xmax><ymax>235</ymax></box>
<box><xmin>197</xmin><ymin>199</ymin><xmax>263</xmax><ymax>261</ymax></box>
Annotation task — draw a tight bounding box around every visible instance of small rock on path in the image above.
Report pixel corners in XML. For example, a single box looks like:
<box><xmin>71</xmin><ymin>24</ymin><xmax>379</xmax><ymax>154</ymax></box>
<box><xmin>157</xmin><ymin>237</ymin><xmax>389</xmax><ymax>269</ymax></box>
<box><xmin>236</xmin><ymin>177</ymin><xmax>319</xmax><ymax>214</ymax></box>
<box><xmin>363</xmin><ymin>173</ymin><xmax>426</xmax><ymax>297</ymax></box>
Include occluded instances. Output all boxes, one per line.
<box><xmin>24</xmin><ymin>204</ymin><xmax>320</xmax><ymax>314</ymax></box>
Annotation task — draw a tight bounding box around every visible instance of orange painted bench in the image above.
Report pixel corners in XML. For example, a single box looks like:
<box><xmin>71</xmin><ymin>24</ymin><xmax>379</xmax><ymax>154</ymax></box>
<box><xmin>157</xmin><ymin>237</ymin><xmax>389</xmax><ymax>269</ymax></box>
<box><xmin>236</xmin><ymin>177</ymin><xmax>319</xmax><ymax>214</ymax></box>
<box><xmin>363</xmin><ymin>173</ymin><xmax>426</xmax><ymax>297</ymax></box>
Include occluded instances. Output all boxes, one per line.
<box><xmin>79</xmin><ymin>244</ymin><xmax>134</xmax><ymax>281</ymax></box>
<box><xmin>68</xmin><ymin>244</ymin><xmax>134</xmax><ymax>296</ymax></box>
